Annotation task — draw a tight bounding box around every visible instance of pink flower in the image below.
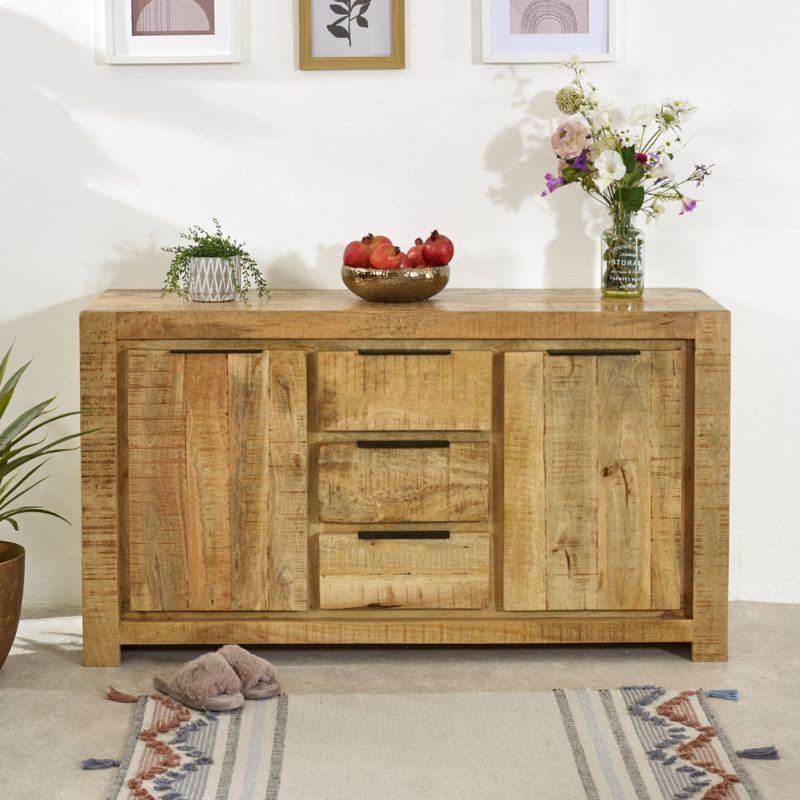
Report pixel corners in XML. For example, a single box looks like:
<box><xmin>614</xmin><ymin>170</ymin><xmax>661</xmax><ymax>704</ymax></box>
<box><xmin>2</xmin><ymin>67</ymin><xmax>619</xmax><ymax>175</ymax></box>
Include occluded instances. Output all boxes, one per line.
<box><xmin>551</xmin><ymin>121</ymin><xmax>591</xmax><ymax>160</ymax></box>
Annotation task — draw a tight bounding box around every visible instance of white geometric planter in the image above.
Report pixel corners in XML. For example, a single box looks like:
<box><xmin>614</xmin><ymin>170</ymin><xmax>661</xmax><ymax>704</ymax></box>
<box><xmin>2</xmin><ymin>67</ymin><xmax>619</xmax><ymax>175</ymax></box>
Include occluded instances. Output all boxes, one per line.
<box><xmin>188</xmin><ymin>256</ymin><xmax>242</xmax><ymax>302</ymax></box>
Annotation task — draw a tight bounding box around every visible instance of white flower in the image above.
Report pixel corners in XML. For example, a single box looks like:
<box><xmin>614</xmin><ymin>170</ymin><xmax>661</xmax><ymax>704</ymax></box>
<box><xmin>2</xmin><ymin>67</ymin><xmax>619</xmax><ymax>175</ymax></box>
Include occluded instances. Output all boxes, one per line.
<box><xmin>629</xmin><ymin>103</ymin><xmax>658</xmax><ymax>126</ymax></box>
<box><xmin>663</xmin><ymin>97</ymin><xmax>696</xmax><ymax>118</ymax></box>
<box><xmin>649</xmin><ymin>158</ymin><xmax>672</xmax><ymax>181</ymax></box>
<box><xmin>585</xmin><ymin>106</ymin><xmax>614</xmax><ymax>130</ymax></box>
<box><xmin>659</xmin><ymin>135</ymin><xmax>681</xmax><ymax>155</ymax></box>
<box><xmin>594</xmin><ymin>149</ymin><xmax>627</xmax><ymax>192</ymax></box>
<box><xmin>562</xmin><ymin>54</ymin><xmax>581</xmax><ymax>68</ymax></box>
<box><xmin>615</xmin><ymin>128</ymin><xmax>635</xmax><ymax>147</ymax></box>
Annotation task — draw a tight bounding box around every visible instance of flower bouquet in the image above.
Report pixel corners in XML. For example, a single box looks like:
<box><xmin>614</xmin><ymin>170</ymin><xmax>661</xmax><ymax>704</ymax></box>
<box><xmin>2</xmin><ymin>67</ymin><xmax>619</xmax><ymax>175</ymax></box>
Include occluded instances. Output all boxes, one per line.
<box><xmin>542</xmin><ymin>57</ymin><xmax>712</xmax><ymax>297</ymax></box>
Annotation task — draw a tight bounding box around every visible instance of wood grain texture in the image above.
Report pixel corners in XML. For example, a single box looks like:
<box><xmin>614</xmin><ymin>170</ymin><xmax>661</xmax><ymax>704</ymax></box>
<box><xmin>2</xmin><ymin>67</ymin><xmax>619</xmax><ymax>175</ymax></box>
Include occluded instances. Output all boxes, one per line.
<box><xmin>119</xmin><ymin>617</ymin><xmax>695</xmax><ymax>646</ymax></box>
<box><xmin>318</xmin><ymin>533</ymin><xmax>490</xmax><ymax>610</ymax></box>
<box><xmin>317</xmin><ymin>442</ymin><xmax>490</xmax><ymax>523</ymax></box>
<box><xmin>316</xmin><ymin>350</ymin><xmax>492</xmax><ymax>431</ymax></box>
<box><xmin>691</xmin><ymin>313</ymin><xmax>730</xmax><ymax>661</ymax></box>
<box><xmin>80</xmin><ymin>311</ymin><xmax>121</xmax><ymax>666</ymax></box>
<box><xmin>595</xmin><ymin>355</ymin><xmax>652</xmax><ymax>610</ymax></box>
<box><xmin>79</xmin><ymin>291</ymin><xmax>729</xmax><ymax>665</ymax></box>
<box><xmin>503</xmin><ymin>353</ymin><xmax>546</xmax><ymax>610</ymax></box>
<box><xmin>228</xmin><ymin>353</ymin><xmax>270</xmax><ymax>610</ymax></box>
<box><xmin>545</xmin><ymin>355</ymin><xmax>600</xmax><ymax>610</ymax></box>
<box><xmin>266</xmin><ymin>351</ymin><xmax>309</xmax><ymax>611</ymax></box>
<box><xmin>649</xmin><ymin>350</ymin><xmax>686</xmax><ymax>610</ymax></box>
<box><xmin>85</xmin><ymin>289</ymin><xmax>720</xmax><ymax>341</ymax></box>
<box><xmin>508</xmin><ymin>348</ymin><xmax>686</xmax><ymax>614</ymax></box>
<box><xmin>126</xmin><ymin>350</ymin><xmax>308</xmax><ymax>613</ymax></box>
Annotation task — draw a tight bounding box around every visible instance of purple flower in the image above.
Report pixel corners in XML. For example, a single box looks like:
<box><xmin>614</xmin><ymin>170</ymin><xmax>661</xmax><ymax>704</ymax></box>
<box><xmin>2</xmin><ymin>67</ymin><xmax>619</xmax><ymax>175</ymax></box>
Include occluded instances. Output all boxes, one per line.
<box><xmin>570</xmin><ymin>150</ymin><xmax>589</xmax><ymax>172</ymax></box>
<box><xmin>679</xmin><ymin>197</ymin><xmax>697</xmax><ymax>215</ymax></box>
<box><xmin>541</xmin><ymin>172</ymin><xmax>565</xmax><ymax>196</ymax></box>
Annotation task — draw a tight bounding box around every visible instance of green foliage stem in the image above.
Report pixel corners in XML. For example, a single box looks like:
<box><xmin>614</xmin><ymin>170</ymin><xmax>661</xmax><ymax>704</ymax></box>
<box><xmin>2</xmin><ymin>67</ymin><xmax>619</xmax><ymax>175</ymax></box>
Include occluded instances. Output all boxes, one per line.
<box><xmin>0</xmin><ymin>345</ymin><xmax>90</xmax><ymax>531</ymax></box>
<box><xmin>161</xmin><ymin>219</ymin><xmax>268</xmax><ymax>304</ymax></box>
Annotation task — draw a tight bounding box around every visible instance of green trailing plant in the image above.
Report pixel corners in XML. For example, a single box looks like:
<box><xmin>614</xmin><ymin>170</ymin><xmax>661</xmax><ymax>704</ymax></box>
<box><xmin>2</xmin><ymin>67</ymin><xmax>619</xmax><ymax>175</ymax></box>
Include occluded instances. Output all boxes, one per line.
<box><xmin>161</xmin><ymin>219</ymin><xmax>268</xmax><ymax>303</ymax></box>
<box><xmin>0</xmin><ymin>345</ymin><xmax>87</xmax><ymax>531</ymax></box>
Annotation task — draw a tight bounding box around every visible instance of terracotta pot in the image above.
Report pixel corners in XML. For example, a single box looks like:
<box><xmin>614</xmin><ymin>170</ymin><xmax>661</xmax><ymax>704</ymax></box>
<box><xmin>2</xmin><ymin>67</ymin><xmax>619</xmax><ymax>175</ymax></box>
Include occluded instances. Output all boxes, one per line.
<box><xmin>0</xmin><ymin>541</ymin><xmax>24</xmax><ymax>669</ymax></box>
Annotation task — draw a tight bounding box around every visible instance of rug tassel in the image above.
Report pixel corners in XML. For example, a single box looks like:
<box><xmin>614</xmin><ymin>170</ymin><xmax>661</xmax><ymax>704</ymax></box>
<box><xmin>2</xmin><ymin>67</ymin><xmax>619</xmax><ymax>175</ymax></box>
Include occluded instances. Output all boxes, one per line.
<box><xmin>81</xmin><ymin>758</ymin><xmax>121</xmax><ymax>770</ymax></box>
<box><xmin>107</xmin><ymin>686</ymin><xmax>139</xmax><ymax>703</ymax></box>
<box><xmin>705</xmin><ymin>689</ymin><xmax>739</xmax><ymax>700</ymax></box>
<box><xmin>735</xmin><ymin>746</ymin><xmax>780</xmax><ymax>760</ymax></box>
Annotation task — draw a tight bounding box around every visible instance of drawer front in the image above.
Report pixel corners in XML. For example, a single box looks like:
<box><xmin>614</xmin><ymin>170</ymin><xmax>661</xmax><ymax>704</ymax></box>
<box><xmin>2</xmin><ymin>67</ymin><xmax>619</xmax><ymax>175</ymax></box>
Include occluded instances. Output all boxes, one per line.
<box><xmin>316</xmin><ymin>350</ymin><xmax>492</xmax><ymax>431</ymax></box>
<box><xmin>318</xmin><ymin>532</ymin><xmax>490</xmax><ymax>609</ymax></box>
<box><xmin>317</xmin><ymin>441</ymin><xmax>490</xmax><ymax>523</ymax></box>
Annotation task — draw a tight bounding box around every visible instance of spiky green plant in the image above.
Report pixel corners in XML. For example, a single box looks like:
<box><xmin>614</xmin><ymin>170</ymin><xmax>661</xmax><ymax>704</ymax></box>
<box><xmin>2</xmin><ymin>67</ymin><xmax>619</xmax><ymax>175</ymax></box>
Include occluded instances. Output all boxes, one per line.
<box><xmin>0</xmin><ymin>345</ymin><xmax>87</xmax><ymax>530</ymax></box>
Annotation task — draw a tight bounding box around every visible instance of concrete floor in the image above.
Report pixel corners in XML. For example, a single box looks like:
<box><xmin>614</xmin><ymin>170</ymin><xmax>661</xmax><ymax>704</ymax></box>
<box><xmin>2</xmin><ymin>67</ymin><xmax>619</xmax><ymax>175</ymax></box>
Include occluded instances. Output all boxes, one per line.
<box><xmin>0</xmin><ymin>602</ymin><xmax>795</xmax><ymax>800</ymax></box>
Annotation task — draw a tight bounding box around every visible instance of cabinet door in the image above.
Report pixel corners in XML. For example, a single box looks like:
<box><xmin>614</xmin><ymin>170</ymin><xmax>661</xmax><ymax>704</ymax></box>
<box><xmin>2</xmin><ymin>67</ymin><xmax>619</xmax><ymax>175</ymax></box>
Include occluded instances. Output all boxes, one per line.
<box><xmin>503</xmin><ymin>347</ymin><xmax>686</xmax><ymax>612</ymax></box>
<box><xmin>126</xmin><ymin>349</ymin><xmax>307</xmax><ymax>612</ymax></box>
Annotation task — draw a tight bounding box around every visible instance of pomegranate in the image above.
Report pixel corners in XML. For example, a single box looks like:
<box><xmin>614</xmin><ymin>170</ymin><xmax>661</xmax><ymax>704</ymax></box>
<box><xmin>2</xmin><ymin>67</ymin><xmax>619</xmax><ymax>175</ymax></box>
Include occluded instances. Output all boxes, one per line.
<box><xmin>370</xmin><ymin>243</ymin><xmax>409</xmax><ymax>270</ymax></box>
<box><xmin>421</xmin><ymin>230</ymin><xmax>454</xmax><ymax>266</ymax></box>
<box><xmin>407</xmin><ymin>238</ymin><xmax>428</xmax><ymax>267</ymax></box>
<box><xmin>343</xmin><ymin>235</ymin><xmax>374</xmax><ymax>268</ymax></box>
<box><xmin>366</xmin><ymin>233</ymin><xmax>392</xmax><ymax>253</ymax></box>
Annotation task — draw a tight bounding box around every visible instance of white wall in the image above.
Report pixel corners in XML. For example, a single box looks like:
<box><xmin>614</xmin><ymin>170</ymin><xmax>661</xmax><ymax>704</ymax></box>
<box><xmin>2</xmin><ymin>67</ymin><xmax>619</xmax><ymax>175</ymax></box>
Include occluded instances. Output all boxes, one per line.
<box><xmin>1</xmin><ymin>0</ymin><xmax>797</xmax><ymax>609</ymax></box>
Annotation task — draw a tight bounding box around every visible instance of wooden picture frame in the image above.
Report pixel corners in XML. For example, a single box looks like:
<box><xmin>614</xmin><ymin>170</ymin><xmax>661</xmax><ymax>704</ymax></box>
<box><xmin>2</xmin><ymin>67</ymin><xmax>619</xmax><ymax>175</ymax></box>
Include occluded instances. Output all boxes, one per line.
<box><xmin>481</xmin><ymin>0</ymin><xmax>616</xmax><ymax>64</ymax></box>
<box><xmin>299</xmin><ymin>0</ymin><xmax>404</xmax><ymax>70</ymax></box>
<box><xmin>105</xmin><ymin>0</ymin><xmax>242</xmax><ymax>64</ymax></box>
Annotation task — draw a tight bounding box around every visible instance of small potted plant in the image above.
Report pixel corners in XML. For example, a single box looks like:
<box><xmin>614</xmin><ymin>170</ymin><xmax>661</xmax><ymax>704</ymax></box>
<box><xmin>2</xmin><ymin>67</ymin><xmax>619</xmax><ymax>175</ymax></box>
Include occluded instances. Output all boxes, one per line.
<box><xmin>0</xmin><ymin>345</ymin><xmax>87</xmax><ymax>669</ymax></box>
<box><xmin>162</xmin><ymin>219</ymin><xmax>269</xmax><ymax>303</ymax></box>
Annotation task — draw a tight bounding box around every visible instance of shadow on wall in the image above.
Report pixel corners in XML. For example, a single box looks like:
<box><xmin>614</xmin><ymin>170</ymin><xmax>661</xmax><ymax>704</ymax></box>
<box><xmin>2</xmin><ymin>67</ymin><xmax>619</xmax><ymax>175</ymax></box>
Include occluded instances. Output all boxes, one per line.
<box><xmin>0</xmin><ymin>7</ymin><xmax>308</xmax><ymax>296</ymax></box>
<box><xmin>483</xmin><ymin>67</ymin><xmax>601</xmax><ymax>288</ymax></box>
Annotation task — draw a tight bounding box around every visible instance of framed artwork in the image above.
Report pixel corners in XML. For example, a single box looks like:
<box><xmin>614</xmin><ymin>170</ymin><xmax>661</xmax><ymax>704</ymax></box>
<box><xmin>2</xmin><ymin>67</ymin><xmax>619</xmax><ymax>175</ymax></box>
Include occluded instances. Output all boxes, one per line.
<box><xmin>105</xmin><ymin>0</ymin><xmax>242</xmax><ymax>64</ymax></box>
<box><xmin>299</xmin><ymin>0</ymin><xmax>405</xmax><ymax>71</ymax></box>
<box><xmin>481</xmin><ymin>0</ymin><xmax>615</xmax><ymax>63</ymax></box>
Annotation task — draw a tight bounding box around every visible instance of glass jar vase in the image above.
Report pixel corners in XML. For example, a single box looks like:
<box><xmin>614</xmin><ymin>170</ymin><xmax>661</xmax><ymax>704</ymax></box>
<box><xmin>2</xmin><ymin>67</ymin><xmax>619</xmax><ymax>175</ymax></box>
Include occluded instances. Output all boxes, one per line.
<box><xmin>600</xmin><ymin>212</ymin><xmax>644</xmax><ymax>298</ymax></box>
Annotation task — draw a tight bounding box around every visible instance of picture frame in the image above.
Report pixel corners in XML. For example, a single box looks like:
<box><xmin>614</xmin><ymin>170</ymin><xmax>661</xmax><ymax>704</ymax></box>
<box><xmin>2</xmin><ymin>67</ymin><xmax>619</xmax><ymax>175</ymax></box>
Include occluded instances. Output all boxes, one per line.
<box><xmin>105</xmin><ymin>0</ymin><xmax>242</xmax><ymax>64</ymax></box>
<box><xmin>299</xmin><ymin>0</ymin><xmax>405</xmax><ymax>71</ymax></box>
<box><xmin>481</xmin><ymin>0</ymin><xmax>615</xmax><ymax>64</ymax></box>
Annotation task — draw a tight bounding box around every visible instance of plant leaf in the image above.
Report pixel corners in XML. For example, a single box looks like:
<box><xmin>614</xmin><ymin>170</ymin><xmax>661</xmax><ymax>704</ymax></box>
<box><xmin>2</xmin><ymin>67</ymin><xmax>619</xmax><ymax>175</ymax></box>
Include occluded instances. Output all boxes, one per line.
<box><xmin>0</xmin><ymin>397</ymin><xmax>56</xmax><ymax>450</ymax></box>
<box><xmin>355</xmin><ymin>15</ymin><xmax>368</xmax><ymax>27</ymax></box>
<box><xmin>352</xmin><ymin>0</ymin><xmax>370</xmax><ymax>5</ymax></box>
<box><xmin>357</xmin><ymin>0</ymin><xmax>371</xmax><ymax>13</ymax></box>
<box><xmin>0</xmin><ymin>361</ymin><xmax>33</xmax><ymax>421</ymax></box>
<box><xmin>0</xmin><ymin>507</ymin><xmax>70</xmax><ymax>527</ymax></box>
<box><xmin>620</xmin><ymin>146</ymin><xmax>637</xmax><ymax>174</ymax></box>
<box><xmin>327</xmin><ymin>23</ymin><xmax>350</xmax><ymax>39</ymax></box>
<box><xmin>329</xmin><ymin>3</ymin><xmax>349</xmax><ymax>13</ymax></box>
<box><xmin>0</xmin><ymin>346</ymin><xmax>12</xmax><ymax>391</ymax></box>
<box><xmin>620</xmin><ymin>186</ymin><xmax>645</xmax><ymax>213</ymax></box>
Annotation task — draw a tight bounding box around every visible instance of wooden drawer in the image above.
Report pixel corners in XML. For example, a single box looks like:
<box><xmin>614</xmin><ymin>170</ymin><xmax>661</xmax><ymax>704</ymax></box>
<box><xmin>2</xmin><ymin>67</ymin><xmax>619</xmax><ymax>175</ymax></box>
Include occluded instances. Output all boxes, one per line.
<box><xmin>316</xmin><ymin>350</ymin><xmax>492</xmax><ymax>431</ymax></box>
<box><xmin>317</xmin><ymin>441</ymin><xmax>490</xmax><ymax>523</ymax></box>
<box><xmin>318</xmin><ymin>532</ymin><xmax>491</xmax><ymax>609</ymax></box>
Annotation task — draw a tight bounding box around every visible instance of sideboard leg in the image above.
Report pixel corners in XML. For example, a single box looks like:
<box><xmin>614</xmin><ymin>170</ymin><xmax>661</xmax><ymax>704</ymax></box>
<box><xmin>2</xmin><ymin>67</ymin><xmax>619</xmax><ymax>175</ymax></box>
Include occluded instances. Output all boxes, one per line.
<box><xmin>80</xmin><ymin>311</ymin><xmax>121</xmax><ymax>669</ymax></box>
<box><xmin>83</xmin><ymin>623</ymin><xmax>121</xmax><ymax>667</ymax></box>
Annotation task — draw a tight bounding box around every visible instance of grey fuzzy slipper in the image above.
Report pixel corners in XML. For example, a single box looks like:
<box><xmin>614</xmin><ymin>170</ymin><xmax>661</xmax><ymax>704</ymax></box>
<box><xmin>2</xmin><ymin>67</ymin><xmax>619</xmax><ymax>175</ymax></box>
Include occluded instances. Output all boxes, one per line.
<box><xmin>154</xmin><ymin>652</ymin><xmax>244</xmax><ymax>711</ymax></box>
<box><xmin>218</xmin><ymin>644</ymin><xmax>281</xmax><ymax>700</ymax></box>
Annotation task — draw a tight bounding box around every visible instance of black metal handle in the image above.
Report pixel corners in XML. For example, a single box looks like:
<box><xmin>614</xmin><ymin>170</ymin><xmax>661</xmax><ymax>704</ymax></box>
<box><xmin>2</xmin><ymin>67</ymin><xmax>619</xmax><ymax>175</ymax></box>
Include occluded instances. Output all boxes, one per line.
<box><xmin>358</xmin><ymin>531</ymin><xmax>451</xmax><ymax>541</ymax></box>
<box><xmin>357</xmin><ymin>349</ymin><xmax>452</xmax><ymax>356</ymax></box>
<box><xmin>357</xmin><ymin>440</ymin><xmax>450</xmax><ymax>449</ymax></box>
<box><xmin>547</xmin><ymin>349</ymin><xmax>641</xmax><ymax>357</ymax></box>
<box><xmin>169</xmin><ymin>349</ymin><xmax>263</xmax><ymax>355</ymax></box>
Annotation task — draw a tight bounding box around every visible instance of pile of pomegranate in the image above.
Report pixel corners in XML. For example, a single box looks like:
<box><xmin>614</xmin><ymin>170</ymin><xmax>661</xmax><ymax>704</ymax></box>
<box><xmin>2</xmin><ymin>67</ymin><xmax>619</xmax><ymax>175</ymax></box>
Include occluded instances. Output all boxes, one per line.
<box><xmin>343</xmin><ymin>231</ymin><xmax>454</xmax><ymax>270</ymax></box>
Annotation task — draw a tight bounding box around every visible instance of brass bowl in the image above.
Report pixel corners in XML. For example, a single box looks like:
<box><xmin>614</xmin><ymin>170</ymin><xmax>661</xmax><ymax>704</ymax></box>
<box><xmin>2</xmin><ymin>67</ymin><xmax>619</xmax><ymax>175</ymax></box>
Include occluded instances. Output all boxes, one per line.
<box><xmin>341</xmin><ymin>264</ymin><xmax>450</xmax><ymax>303</ymax></box>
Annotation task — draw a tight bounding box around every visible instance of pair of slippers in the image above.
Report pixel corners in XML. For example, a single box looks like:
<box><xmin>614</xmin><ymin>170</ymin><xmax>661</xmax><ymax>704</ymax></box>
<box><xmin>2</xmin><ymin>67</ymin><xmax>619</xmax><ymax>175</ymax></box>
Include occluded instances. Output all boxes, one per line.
<box><xmin>154</xmin><ymin>644</ymin><xmax>280</xmax><ymax>711</ymax></box>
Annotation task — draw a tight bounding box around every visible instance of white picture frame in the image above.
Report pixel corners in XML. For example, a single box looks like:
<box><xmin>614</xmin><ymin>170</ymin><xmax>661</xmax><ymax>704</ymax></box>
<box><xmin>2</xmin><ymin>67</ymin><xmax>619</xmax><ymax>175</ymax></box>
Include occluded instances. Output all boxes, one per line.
<box><xmin>481</xmin><ymin>0</ymin><xmax>616</xmax><ymax>64</ymax></box>
<box><xmin>105</xmin><ymin>0</ymin><xmax>242</xmax><ymax>64</ymax></box>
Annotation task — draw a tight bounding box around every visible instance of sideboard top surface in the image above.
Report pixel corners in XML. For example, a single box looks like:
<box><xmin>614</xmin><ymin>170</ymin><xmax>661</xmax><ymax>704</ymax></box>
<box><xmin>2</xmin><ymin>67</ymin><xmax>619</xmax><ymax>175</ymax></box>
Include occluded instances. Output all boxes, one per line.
<box><xmin>82</xmin><ymin>289</ymin><xmax>728</xmax><ymax>340</ymax></box>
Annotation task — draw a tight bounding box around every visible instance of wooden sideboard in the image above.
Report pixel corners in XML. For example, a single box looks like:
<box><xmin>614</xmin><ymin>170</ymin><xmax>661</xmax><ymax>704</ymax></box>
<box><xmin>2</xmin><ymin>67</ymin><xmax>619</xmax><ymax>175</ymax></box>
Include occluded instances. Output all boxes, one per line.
<box><xmin>80</xmin><ymin>289</ymin><xmax>730</xmax><ymax>665</ymax></box>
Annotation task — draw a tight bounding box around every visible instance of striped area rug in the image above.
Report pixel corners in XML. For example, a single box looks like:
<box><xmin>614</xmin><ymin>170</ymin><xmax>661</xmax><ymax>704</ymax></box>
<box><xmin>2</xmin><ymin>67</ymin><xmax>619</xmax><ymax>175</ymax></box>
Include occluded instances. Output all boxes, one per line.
<box><xmin>108</xmin><ymin>687</ymin><xmax>760</xmax><ymax>799</ymax></box>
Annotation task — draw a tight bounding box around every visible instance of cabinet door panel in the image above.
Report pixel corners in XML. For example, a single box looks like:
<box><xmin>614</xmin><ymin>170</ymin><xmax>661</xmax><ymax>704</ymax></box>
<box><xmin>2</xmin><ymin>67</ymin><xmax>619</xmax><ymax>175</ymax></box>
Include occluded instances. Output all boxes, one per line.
<box><xmin>127</xmin><ymin>350</ymin><xmax>307</xmax><ymax>612</ymax></box>
<box><xmin>503</xmin><ymin>347</ymin><xmax>685</xmax><ymax>612</ymax></box>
